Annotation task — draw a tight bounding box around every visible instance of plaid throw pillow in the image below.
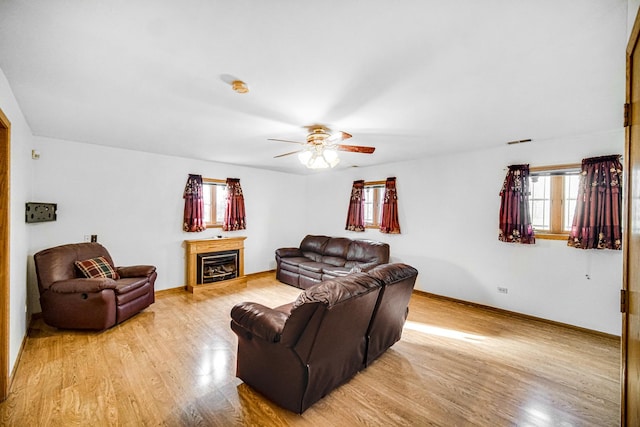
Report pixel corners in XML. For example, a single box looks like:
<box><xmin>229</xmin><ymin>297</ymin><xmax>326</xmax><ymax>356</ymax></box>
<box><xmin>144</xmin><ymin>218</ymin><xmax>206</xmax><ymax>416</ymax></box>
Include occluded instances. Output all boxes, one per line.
<box><xmin>75</xmin><ymin>256</ymin><xmax>119</xmax><ymax>280</ymax></box>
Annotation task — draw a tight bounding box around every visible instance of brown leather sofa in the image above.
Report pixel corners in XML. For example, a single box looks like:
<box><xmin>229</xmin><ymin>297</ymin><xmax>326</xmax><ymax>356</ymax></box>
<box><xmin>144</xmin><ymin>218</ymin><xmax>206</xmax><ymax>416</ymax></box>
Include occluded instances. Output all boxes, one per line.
<box><xmin>230</xmin><ymin>263</ymin><xmax>418</xmax><ymax>413</ymax></box>
<box><xmin>275</xmin><ymin>235</ymin><xmax>390</xmax><ymax>289</ymax></box>
<box><xmin>34</xmin><ymin>242</ymin><xmax>157</xmax><ymax>330</ymax></box>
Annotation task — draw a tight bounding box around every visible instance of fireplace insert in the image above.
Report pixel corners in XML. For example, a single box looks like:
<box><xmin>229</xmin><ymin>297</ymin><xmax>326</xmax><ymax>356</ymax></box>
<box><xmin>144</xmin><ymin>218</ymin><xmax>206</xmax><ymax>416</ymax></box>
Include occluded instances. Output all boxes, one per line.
<box><xmin>197</xmin><ymin>250</ymin><xmax>238</xmax><ymax>284</ymax></box>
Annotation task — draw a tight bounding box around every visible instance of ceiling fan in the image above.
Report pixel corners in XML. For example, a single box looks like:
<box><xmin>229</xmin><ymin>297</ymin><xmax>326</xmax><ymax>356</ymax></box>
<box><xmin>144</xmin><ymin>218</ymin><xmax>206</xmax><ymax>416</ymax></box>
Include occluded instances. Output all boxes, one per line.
<box><xmin>268</xmin><ymin>125</ymin><xmax>375</xmax><ymax>169</ymax></box>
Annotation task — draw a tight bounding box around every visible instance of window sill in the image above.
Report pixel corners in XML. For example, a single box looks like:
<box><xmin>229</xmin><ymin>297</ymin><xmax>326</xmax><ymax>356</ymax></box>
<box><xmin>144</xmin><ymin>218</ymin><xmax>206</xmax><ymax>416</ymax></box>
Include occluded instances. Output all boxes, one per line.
<box><xmin>206</xmin><ymin>224</ymin><xmax>223</xmax><ymax>229</ymax></box>
<box><xmin>535</xmin><ymin>232</ymin><xmax>569</xmax><ymax>241</ymax></box>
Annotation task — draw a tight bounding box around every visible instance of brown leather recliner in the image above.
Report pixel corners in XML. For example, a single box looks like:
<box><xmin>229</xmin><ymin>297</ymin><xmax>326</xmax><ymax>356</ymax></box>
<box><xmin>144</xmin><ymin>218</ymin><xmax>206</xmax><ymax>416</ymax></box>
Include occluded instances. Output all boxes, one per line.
<box><xmin>34</xmin><ymin>242</ymin><xmax>157</xmax><ymax>330</ymax></box>
<box><xmin>230</xmin><ymin>263</ymin><xmax>418</xmax><ymax>413</ymax></box>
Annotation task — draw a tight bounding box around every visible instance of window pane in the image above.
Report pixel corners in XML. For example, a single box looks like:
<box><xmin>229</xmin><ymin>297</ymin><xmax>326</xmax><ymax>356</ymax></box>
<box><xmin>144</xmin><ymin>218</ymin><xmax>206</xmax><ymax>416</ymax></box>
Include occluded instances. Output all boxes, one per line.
<box><xmin>203</xmin><ymin>182</ymin><xmax>227</xmax><ymax>226</ymax></box>
<box><xmin>363</xmin><ymin>184</ymin><xmax>385</xmax><ymax>227</ymax></box>
<box><xmin>531</xmin><ymin>176</ymin><xmax>547</xmax><ymax>199</ymax></box>
<box><xmin>531</xmin><ymin>200</ymin><xmax>549</xmax><ymax>230</ymax></box>
<box><xmin>376</xmin><ymin>187</ymin><xmax>383</xmax><ymax>225</ymax></box>
<box><xmin>529</xmin><ymin>175</ymin><xmax>550</xmax><ymax>230</ymax></box>
<box><xmin>203</xmin><ymin>185</ymin><xmax>212</xmax><ymax>224</ymax></box>
<box><xmin>563</xmin><ymin>174</ymin><xmax>581</xmax><ymax>231</ymax></box>
<box><xmin>363</xmin><ymin>187</ymin><xmax>374</xmax><ymax>224</ymax></box>
<box><xmin>216</xmin><ymin>185</ymin><xmax>226</xmax><ymax>224</ymax></box>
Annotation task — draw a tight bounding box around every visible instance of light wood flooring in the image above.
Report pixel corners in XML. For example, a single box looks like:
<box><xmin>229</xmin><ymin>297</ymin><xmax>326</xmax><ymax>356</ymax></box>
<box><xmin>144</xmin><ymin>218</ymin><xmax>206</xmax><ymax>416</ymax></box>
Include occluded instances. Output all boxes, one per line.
<box><xmin>0</xmin><ymin>273</ymin><xmax>620</xmax><ymax>426</ymax></box>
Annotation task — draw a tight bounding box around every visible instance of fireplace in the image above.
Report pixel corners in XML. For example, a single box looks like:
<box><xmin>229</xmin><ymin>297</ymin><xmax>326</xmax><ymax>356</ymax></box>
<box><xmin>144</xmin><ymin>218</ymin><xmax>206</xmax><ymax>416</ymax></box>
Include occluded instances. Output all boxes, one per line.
<box><xmin>197</xmin><ymin>250</ymin><xmax>238</xmax><ymax>284</ymax></box>
<box><xmin>184</xmin><ymin>237</ymin><xmax>246</xmax><ymax>293</ymax></box>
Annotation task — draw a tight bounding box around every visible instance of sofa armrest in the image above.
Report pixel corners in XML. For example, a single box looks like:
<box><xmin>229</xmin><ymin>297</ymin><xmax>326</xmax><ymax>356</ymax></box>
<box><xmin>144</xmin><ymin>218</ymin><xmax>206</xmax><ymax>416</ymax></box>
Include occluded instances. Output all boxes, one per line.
<box><xmin>231</xmin><ymin>302</ymin><xmax>289</xmax><ymax>343</ymax></box>
<box><xmin>49</xmin><ymin>278</ymin><xmax>117</xmax><ymax>293</ymax></box>
<box><xmin>275</xmin><ymin>247</ymin><xmax>303</xmax><ymax>258</ymax></box>
<box><xmin>116</xmin><ymin>265</ymin><xmax>156</xmax><ymax>278</ymax></box>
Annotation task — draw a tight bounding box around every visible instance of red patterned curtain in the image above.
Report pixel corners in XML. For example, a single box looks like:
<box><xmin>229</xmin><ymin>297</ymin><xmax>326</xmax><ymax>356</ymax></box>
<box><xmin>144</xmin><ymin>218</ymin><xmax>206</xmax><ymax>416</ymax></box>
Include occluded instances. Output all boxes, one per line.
<box><xmin>380</xmin><ymin>177</ymin><xmax>401</xmax><ymax>234</ymax></box>
<box><xmin>345</xmin><ymin>180</ymin><xmax>365</xmax><ymax>232</ymax></box>
<box><xmin>183</xmin><ymin>174</ymin><xmax>206</xmax><ymax>232</ymax></box>
<box><xmin>223</xmin><ymin>178</ymin><xmax>246</xmax><ymax>231</ymax></box>
<box><xmin>498</xmin><ymin>165</ymin><xmax>535</xmax><ymax>244</ymax></box>
<box><xmin>567</xmin><ymin>155</ymin><xmax>622</xmax><ymax>250</ymax></box>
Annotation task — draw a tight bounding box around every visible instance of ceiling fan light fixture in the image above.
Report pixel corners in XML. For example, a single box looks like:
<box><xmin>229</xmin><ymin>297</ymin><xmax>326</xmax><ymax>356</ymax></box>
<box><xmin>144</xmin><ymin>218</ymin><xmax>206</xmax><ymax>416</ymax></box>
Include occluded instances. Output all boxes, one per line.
<box><xmin>298</xmin><ymin>146</ymin><xmax>340</xmax><ymax>169</ymax></box>
<box><xmin>298</xmin><ymin>149</ymin><xmax>313</xmax><ymax>165</ymax></box>
<box><xmin>231</xmin><ymin>80</ymin><xmax>249</xmax><ymax>94</ymax></box>
<box><xmin>323</xmin><ymin>148</ymin><xmax>340</xmax><ymax>167</ymax></box>
<box><xmin>309</xmin><ymin>154</ymin><xmax>328</xmax><ymax>169</ymax></box>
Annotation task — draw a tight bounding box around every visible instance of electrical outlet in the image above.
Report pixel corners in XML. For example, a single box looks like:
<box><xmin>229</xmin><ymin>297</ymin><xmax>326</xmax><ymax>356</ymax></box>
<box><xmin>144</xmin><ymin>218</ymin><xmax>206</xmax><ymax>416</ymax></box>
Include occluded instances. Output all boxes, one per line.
<box><xmin>497</xmin><ymin>287</ymin><xmax>508</xmax><ymax>294</ymax></box>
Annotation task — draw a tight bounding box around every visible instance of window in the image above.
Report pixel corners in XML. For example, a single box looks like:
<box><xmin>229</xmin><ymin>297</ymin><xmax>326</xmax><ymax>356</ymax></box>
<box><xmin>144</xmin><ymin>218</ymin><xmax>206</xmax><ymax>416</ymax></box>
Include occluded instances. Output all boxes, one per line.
<box><xmin>363</xmin><ymin>181</ymin><xmax>385</xmax><ymax>228</ymax></box>
<box><xmin>528</xmin><ymin>164</ymin><xmax>581</xmax><ymax>239</ymax></box>
<box><xmin>202</xmin><ymin>178</ymin><xmax>227</xmax><ymax>228</ymax></box>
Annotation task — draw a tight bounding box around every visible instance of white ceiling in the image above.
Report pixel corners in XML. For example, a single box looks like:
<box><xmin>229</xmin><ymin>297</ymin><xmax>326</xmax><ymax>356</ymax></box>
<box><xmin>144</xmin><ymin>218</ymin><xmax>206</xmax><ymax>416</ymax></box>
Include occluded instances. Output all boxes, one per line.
<box><xmin>0</xmin><ymin>0</ymin><xmax>628</xmax><ymax>174</ymax></box>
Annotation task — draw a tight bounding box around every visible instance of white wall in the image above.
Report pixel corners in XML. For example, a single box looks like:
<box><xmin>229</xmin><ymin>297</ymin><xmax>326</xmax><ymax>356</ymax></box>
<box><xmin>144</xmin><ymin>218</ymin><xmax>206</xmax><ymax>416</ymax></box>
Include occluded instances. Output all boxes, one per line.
<box><xmin>0</xmin><ymin>68</ymin><xmax>33</xmax><ymax>375</ymax></box>
<box><xmin>304</xmin><ymin>131</ymin><xmax>624</xmax><ymax>335</ymax></box>
<box><xmin>629</xmin><ymin>0</ymin><xmax>640</xmax><ymax>36</ymax></box>
<box><xmin>27</xmin><ymin>136</ymin><xmax>307</xmax><ymax>311</ymax></box>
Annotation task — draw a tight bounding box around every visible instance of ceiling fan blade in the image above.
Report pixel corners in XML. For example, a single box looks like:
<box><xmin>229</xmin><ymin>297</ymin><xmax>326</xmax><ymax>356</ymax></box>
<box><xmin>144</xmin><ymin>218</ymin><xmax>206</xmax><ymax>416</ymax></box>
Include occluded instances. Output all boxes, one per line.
<box><xmin>274</xmin><ymin>150</ymin><xmax>302</xmax><ymax>158</ymax></box>
<box><xmin>268</xmin><ymin>138</ymin><xmax>305</xmax><ymax>145</ymax></box>
<box><xmin>335</xmin><ymin>144</ymin><xmax>376</xmax><ymax>154</ymax></box>
<box><xmin>339</xmin><ymin>131</ymin><xmax>352</xmax><ymax>141</ymax></box>
<box><xmin>327</xmin><ymin>131</ymin><xmax>353</xmax><ymax>143</ymax></box>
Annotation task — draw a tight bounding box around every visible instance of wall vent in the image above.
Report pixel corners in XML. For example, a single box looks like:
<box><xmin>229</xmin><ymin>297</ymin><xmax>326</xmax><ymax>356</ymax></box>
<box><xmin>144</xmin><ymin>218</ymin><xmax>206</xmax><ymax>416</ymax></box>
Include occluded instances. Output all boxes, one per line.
<box><xmin>506</xmin><ymin>138</ymin><xmax>532</xmax><ymax>145</ymax></box>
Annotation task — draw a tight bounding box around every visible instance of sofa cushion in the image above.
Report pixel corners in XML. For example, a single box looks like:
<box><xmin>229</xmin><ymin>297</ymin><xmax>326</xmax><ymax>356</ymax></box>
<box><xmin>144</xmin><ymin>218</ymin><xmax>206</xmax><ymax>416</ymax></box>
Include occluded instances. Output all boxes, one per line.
<box><xmin>320</xmin><ymin>256</ymin><xmax>347</xmax><ymax>267</ymax></box>
<box><xmin>114</xmin><ymin>276</ymin><xmax>148</xmax><ymax>295</ymax></box>
<box><xmin>300</xmin><ymin>235</ymin><xmax>330</xmax><ymax>253</ymax></box>
<box><xmin>299</xmin><ymin>262</ymin><xmax>326</xmax><ymax>281</ymax></box>
<box><xmin>300</xmin><ymin>235</ymin><xmax>330</xmax><ymax>262</ymax></box>
<box><xmin>49</xmin><ymin>278</ymin><xmax>117</xmax><ymax>293</ymax></box>
<box><xmin>321</xmin><ymin>266</ymin><xmax>352</xmax><ymax>279</ymax></box>
<box><xmin>280</xmin><ymin>257</ymin><xmax>311</xmax><ymax>272</ymax></box>
<box><xmin>345</xmin><ymin>240</ymin><xmax>390</xmax><ymax>270</ymax></box>
<box><xmin>75</xmin><ymin>256</ymin><xmax>120</xmax><ymax>280</ymax></box>
<box><xmin>321</xmin><ymin>238</ymin><xmax>351</xmax><ymax>266</ymax></box>
<box><xmin>281</xmin><ymin>256</ymin><xmax>312</xmax><ymax>265</ymax></box>
<box><xmin>298</xmin><ymin>262</ymin><xmax>325</xmax><ymax>274</ymax></box>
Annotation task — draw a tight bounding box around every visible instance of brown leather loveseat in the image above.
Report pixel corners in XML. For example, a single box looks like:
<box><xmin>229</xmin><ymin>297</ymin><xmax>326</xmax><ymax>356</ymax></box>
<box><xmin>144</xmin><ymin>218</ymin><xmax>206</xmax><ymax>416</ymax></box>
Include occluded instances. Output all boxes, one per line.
<box><xmin>34</xmin><ymin>242</ymin><xmax>157</xmax><ymax>330</ymax></box>
<box><xmin>230</xmin><ymin>263</ymin><xmax>418</xmax><ymax>413</ymax></box>
<box><xmin>275</xmin><ymin>234</ymin><xmax>390</xmax><ymax>289</ymax></box>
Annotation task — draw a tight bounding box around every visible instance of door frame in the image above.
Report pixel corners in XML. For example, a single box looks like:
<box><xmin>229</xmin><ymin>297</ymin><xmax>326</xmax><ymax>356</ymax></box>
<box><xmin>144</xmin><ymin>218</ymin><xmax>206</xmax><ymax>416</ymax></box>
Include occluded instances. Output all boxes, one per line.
<box><xmin>0</xmin><ymin>107</ymin><xmax>10</xmax><ymax>402</ymax></box>
<box><xmin>623</xmin><ymin>8</ymin><xmax>640</xmax><ymax>424</ymax></box>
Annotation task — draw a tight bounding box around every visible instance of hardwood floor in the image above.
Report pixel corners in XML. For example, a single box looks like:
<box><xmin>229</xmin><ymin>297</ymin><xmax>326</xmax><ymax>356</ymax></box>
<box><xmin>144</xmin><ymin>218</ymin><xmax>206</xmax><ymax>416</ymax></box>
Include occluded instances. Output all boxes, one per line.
<box><xmin>0</xmin><ymin>273</ymin><xmax>620</xmax><ymax>426</ymax></box>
